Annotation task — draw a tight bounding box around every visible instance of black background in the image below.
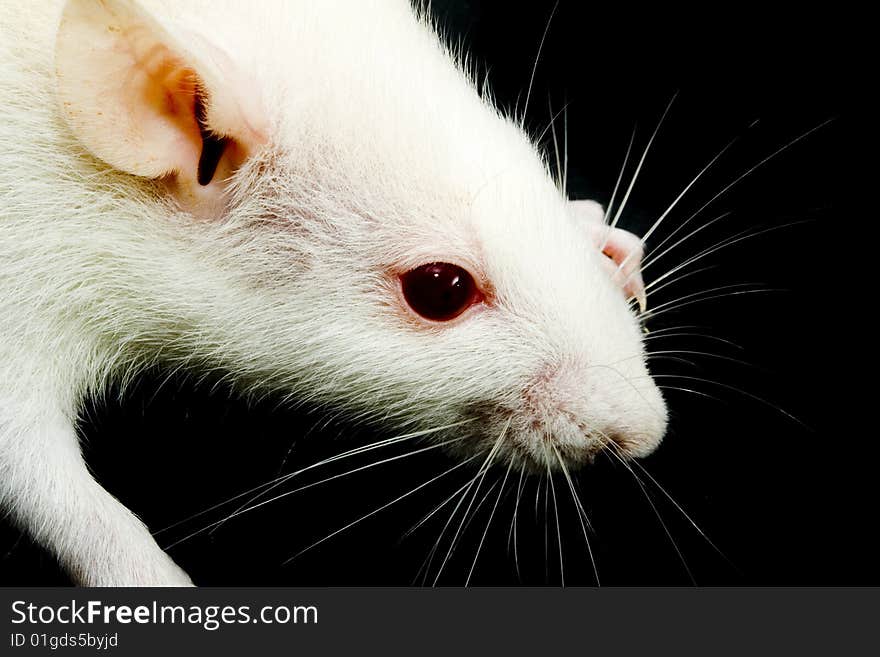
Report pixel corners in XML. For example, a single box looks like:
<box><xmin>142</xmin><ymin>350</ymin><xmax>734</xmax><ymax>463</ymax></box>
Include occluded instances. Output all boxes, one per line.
<box><xmin>1</xmin><ymin>1</ymin><xmax>871</xmax><ymax>586</ymax></box>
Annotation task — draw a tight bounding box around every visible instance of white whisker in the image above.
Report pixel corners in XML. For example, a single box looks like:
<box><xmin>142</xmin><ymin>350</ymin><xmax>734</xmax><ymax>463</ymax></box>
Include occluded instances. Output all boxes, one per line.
<box><xmin>404</xmin><ymin>476</ymin><xmax>482</xmax><ymax>541</ymax></box>
<box><xmin>657</xmin><ymin>118</ymin><xmax>834</xmax><ymax>245</ymax></box>
<box><xmin>644</xmin><ymin>220</ymin><xmax>810</xmax><ymax>291</ymax></box>
<box><xmin>164</xmin><ymin>436</ymin><xmax>467</xmax><ymax>550</ymax></box>
<box><xmin>466</xmin><ymin>460</ymin><xmax>513</xmax><ymax>585</ymax></box>
<box><xmin>602</xmin><ymin>128</ymin><xmax>636</xmax><ymax>227</ymax></box>
<box><xmin>552</xmin><ymin>444</ymin><xmax>599</xmax><ymax>585</ymax></box>
<box><xmin>641</xmin><ymin>212</ymin><xmax>731</xmax><ymax>273</ymax></box>
<box><xmin>283</xmin><ymin>453</ymin><xmax>480</xmax><ymax>565</ymax></box>
<box><xmin>644</xmin><ymin>265</ymin><xmax>719</xmax><ymax>300</ymax></box>
<box><xmin>646</xmin><ymin>349</ymin><xmax>760</xmax><ymax>371</ymax></box>
<box><xmin>520</xmin><ymin>1</ymin><xmax>559</xmax><ymax>129</ymax></box>
<box><xmin>603</xmin><ymin>440</ymin><xmax>696</xmax><ymax>584</ymax></box>
<box><xmin>154</xmin><ymin>419</ymin><xmax>473</xmax><ymax>537</ymax></box>
<box><xmin>642</xmin><ymin>287</ymin><xmax>779</xmax><ymax>322</ymax></box>
<box><xmin>547</xmin><ymin>462</ymin><xmax>564</xmax><ymax>586</ymax></box>
<box><xmin>636</xmin><ymin>129</ymin><xmax>746</xmax><ymax>247</ymax></box>
<box><xmin>629</xmin><ymin>458</ymin><xmax>737</xmax><ymax>572</ymax></box>
<box><xmin>430</xmin><ymin>420</ymin><xmax>509</xmax><ymax>585</ymax></box>
<box><xmin>657</xmin><ymin>385</ymin><xmax>723</xmax><ymax>402</ymax></box>
<box><xmin>652</xmin><ymin>374</ymin><xmax>807</xmax><ymax>427</ymax></box>
<box><xmin>644</xmin><ymin>331</ymin><xmax>743</xmax><ymax>351</ymax></box>
<box><xmin>415</xmin><ymin>468</ymin><xmax>486</xmax><ymax>585</ymax></box>
<box><xmin>604</xmin><ymin>94</ymin><xmax>677</xmax><ymax>240</ymax></box>
<box><xmin>508</xmin><ymin>464</ymin><xmax>527</xmax><ymax>581</ymax></box>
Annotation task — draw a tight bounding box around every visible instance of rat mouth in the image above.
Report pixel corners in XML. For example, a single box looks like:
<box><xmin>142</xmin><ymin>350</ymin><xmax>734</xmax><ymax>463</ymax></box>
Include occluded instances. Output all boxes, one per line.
<box><xmin>454</xmin><ymin>354</ymin><xmax>667</xmax><ymax>472</ymax></box>
<box><xmin>453</xmin><ymin>404</ymin><xmax>632</xmax><ymax>474</ymax></box>
<box><xmin>514</xmin><ymin>423</ymin><xmax>633</xmax><ymax>473</ymax></box>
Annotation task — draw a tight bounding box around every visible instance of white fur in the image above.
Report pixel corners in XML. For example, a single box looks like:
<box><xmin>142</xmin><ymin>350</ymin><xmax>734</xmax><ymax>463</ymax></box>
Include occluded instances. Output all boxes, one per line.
<box><xmin>0</xmin><ymin>0</ymin><xmax>666</xmax><ymax>585</ymax></box>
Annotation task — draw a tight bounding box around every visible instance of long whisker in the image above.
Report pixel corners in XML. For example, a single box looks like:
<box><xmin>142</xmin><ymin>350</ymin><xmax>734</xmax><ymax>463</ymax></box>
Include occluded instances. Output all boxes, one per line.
<box><xmin>507</xmin><ymin>464</ymin><xmax>524</xmax><ymax>555</ymax></box>
<box><xmin>646</xmin><ymin>349</ymin><xmax>760</xmax><ymax>371</ymax></box>
<box><xmin>508</xmin><ymin>463</ymin><xmax>527</xmax><ymax>581</ymax></box>
<box><xmin>562</xmin><ymin>104</ymin><xmax>569</xmax><ymax>196</ymax></box>
<box><xmin>639</xmin><ymin>324</ymin><xmax>709</xmax><ymax>336</ymax></box>
<box><xmin>282</xmin><ymin>454</ymin><xmax>480</xmax><ymax>564</ymax></box>
<box><xmin>624</xmin><ymin>117</ymin><xmax>832</xmax><ymax>285</ymax></box>
<box><xmin>154</xmin><ymin>420</ymin><xmax>473</xmax><ymax>537</ymax></box>
<box><xmin>552</xmin><ymin>444</ymin><xmax>599</xmax><ymax>585</ymax></box>
<box><xmin>466</xmin><ymin>460</ymin><xmax>513</xmax><ymax>585</ymax></box>
<box><xmin>628</xmin><ymin>458</ymin><xmax>738</xmax><ymax>572</ymax></box>
<box><xmin>640</xmin><ymin>123</ymin><xmax>752</xmax><ymax>247</ymax></box>
<box><xmin>642</xmin><ymin>265</ymin><xmax>719</xmax><ymax>301</ymax></box>
<box><xmin>641</xmin><ymin>226</ymin><xmax>752</xmax><ymax>288</ymax></box>
<box><xmin>535</xmin><ymin>100</ymin><xmax>571</xmax><ymax>150</ymax></box>
<box><xmin>163</xmin><ymin>436</ymin><xmax>467</xmax><ymax>550</ymax></box>
<box><xmin>602</xmin><ymin>128</ymin><xmax>637</xmax><ymax>227</ymax></box>
<box><xmin>645</xmin><ymin>282</ymin><xmax>762</xmax><ymax>314</ymax></box>
<box><xmin>445</xmin><ymin>476</ymin><xmax>503</xmax><ymax>556</ymax></box>
<box><xmin>603</xmin><ymin>439</ymin><xmax>696</xmax><ymax>584</ymax></box>
<box><xmin>641</xmin><ymin>212</ymin><xmax>731</xmax><ymax>272</ymax></box>
<box><xmin>652</xmin><ymin>373</ymin><xmax>807</xmax><ymax>427</ymax></box>
<box><xmin>208</xmin><ymin>422</ymin><xmax>462</xmax><ymax>536</ymax></box>
<box><xmin>644</xmin><ymin>220</ymin><xmax>811</xmax><ymax>291</ymax></box>
<box><xmin>430</xmin><ymin>420</ymin><xmax>510</xmax><ymax>585</ymax></box>
<box><xmin>655</xmin><ymin>118</ymin><xmax>834</xmax><ymax>250</ymax></box>
<box><xmin>657</xmin><ymin>385</ymin><xmax>723</xmax><ymax>403</ymax></box>
<box><xmin>404</xmin><ymin>474</ymin><xmax>483</xmax><ymax>542</ymax></box>
<box><xmin>520</xmin><ymin>1</ymin><xmax>560</xmax><ymax>129</ymax></box>
<box><xmin>534</xmin><ymin>472</ymin><xmax>543</xmax><ymax>520</ymax></box>
<box><xmin>546</xmin><ymin>461</ymin><xmax>564</xmax><ymax>586</ymax></box>
<box><xmin>642</xmin><ymin>325</ymin><xmax>745</xmax><ymax>354</ymax></box>
<box><xmin>414</xmin><ymin>466</ymin><xmax>487</xmax><ymax>585</ymax></box>
<box><xmin>644</xmin><ymin>331</ymin><xmax>743</xmax><ymax>351</ymax></box>
<box><xmin>604</xmin><ymin>93</ymin><xmax>677</xmax><ymax>238</ymax></box>
<box><xmin>422</xmin><ymin>476</ymin><xmax>502</xmax><ymax>586</ymax></box>
<box><xmin>548</xmin><ymin>97</ymin><xmax>566</xmax><ymax>192</ymax></box>
<box><xmin>641</xmin><ymin>288</ymin><xmax>779</xmax><ymax>323</ymax></box>
<box><xmin>543</xmin><ymin>468</ymin><xmax>550</xmax><ymax>582</ymax></box>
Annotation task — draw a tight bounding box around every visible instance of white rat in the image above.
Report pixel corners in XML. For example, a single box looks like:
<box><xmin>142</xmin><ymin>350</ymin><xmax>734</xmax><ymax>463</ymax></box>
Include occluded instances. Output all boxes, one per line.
<box><xmin>0</xmin><ymin>0</ymin><xmax>666</xmax><ymax>586</ymax></box>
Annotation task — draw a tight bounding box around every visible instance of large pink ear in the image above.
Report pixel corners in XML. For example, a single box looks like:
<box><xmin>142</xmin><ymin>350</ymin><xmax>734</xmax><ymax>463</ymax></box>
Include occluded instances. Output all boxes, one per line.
<box><xmin>569</xmin><ymin>200</ymin><xmax>648</xmax><ymax>312</ymax></box>
<box><xmin>55</xmin><ymin>0</ymin><xmax>269</xmax><ymax>215</ymax></box>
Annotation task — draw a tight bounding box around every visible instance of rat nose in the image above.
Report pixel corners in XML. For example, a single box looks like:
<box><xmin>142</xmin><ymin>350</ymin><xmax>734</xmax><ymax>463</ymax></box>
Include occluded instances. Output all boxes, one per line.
<box><xmin>514</xmin><ymin>359</ymin><xmax>667</xmax><ymax>468</ymax></box>
<box><xmin>601</xmin><ymin>413</ymin><xmax>666</xmax><ymax>458</ymax></box>
<box><xmin>589</xmin><ymin>371</ymin><xmax>668</xmax><ymax>459</ymax></box>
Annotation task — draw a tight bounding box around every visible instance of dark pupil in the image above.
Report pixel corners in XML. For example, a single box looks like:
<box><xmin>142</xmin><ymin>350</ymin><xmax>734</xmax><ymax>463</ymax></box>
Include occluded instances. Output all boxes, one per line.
<box><xmin>401</xmin><ymin>263</ymin><xmax>475</xmax><ymax>321</ymax></box>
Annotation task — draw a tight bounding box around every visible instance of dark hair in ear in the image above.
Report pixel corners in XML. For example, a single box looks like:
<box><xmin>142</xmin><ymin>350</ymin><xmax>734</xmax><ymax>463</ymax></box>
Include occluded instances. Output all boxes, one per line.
<box><xmin>195</xmin><ymin>91</ymin><xmax>228</xmax><ymax>186</ymax></box>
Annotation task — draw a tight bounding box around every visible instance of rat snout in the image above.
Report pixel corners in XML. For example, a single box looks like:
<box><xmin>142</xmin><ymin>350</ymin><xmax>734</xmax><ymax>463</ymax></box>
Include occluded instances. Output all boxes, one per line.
<box><xmin>506</xmin><ymin>358</ymin><xmax>667</xmax><ymax>470</ymax></box>
<box><xmin>589</xmin><ymin>370</ymin><xmax>668</xmax><ymax>459</ymax></box>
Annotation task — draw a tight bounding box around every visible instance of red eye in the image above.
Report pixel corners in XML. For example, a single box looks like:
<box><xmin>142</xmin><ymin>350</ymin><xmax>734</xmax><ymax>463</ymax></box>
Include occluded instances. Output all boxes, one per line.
<box><xmin>400</xmin><ymin>262</ymin><xmax>480</xmax><ymax>322</ymax></box>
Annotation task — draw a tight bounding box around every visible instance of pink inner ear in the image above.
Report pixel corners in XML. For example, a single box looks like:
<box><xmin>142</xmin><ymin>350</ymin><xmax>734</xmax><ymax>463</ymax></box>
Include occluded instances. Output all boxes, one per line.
<box><xmin>54</xmin><ymin>0</ymin><xmax>204</xmax><ymax>180</ymax></box>
<box><xmin>128</xmin><ymin>48</ymin><xmax>203</xmax><ymax>173</ymax></box>
<box><xmin>583</xmin><ymin>221</ymin><xmax>648</xmax><ymax>313</ymax></box>
<box><xmin>55</xmin><ymin>0</ymin><xmax>270</xmax><ymax>217</ymax></box>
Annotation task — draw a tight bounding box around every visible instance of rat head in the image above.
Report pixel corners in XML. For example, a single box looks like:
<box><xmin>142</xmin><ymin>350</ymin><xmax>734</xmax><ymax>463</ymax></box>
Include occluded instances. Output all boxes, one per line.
<box><xmin>54</xmin><ymin>0</ymin><xmax>666</xmax><ymax>472</ymax></box>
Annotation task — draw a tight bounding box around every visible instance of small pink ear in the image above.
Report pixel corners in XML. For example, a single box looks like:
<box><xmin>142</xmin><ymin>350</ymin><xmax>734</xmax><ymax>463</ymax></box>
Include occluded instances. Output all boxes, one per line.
<box><xmin>569</xmin><ymin>200</ymin><xmax>647</xmax><ymax>312</ymax></box>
